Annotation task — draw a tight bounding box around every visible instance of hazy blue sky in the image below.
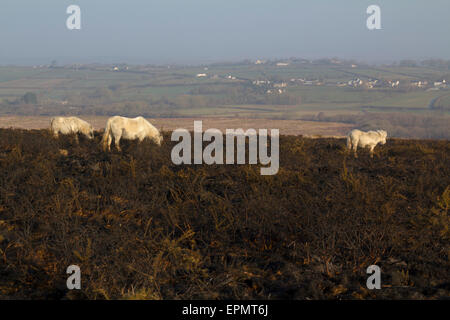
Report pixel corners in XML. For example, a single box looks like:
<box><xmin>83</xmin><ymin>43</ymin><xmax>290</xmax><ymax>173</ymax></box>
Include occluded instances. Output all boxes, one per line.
<box><xmin>0</xmin><ymin>0</ymin><xmax>449</xmax><ymax>65</ymax></box>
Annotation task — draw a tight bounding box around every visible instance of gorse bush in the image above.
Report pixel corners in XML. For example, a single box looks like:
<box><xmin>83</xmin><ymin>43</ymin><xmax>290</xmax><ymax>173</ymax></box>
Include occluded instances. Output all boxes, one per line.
<box><xmin>0</xmin><ymin>129</ymin><xmax>448</xmax><ymax>299</ymax></box>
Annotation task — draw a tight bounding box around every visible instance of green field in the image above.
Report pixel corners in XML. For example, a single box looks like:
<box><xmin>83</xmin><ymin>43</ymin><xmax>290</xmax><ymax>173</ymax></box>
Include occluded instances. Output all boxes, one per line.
<box><xmin>0</xmin><ymin>62</ymin><xmax>448</xmax><ymax>112</ymax></box>
<box><xmin>0</xmin><ymin>61</ymin><xmax>449</xmax><ymax>138</ymax></box>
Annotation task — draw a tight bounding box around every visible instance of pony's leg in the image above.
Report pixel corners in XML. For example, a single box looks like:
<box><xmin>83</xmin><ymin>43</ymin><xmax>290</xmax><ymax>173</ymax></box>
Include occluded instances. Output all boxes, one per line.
<box><xmin>369</xmin><ymin>146</ymin><xmax>375</xmax><ymax>158</ymax></box>
<box><xmin>114</xmin><ymin>134</ymin><xmax>122</xmax><ymax>152</ymax></box>
<box><xmin>74</xmin><ymin>134</ymin><xmax>79</xmax><ymax>144</ymax></box>
<box><xmin>352</xmin><ymin>141</ymin><xmax>358</xmax><ymax>158</ymax></box>
<box><xmin>107</xmin><ymin>135</ymin><xmax>112</xmax><ymax>151</ymax></box>
<box><xmin>346</xmin><ymin>136</ymin><xmax>352</xmax><ymax>151</ymax></box>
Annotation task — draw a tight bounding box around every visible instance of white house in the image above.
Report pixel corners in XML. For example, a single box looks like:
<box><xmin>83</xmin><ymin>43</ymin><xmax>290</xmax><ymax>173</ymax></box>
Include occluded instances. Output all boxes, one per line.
<box><xmin>253</xmin><ymin>80</ymin><xmax>271</xmax><ymax>86</ymax></box>
<box><xmin>434</xmin><ymin>80</ymin><xmax>447</xmax><ymax>88</ymax></box>
<box><xmin>390</xmin><ymin>80</ymin><xmax>400</xmax><ymax>88</ymax></box>
<box><xmin>348</xmin><ymin>78</ymin><xmax>363</xmax><ymax>87</ymax></box>
<box><xmin>412</xmin><ymin>80</ymin><xmax>428</xmax><ymax>88</ymax></box>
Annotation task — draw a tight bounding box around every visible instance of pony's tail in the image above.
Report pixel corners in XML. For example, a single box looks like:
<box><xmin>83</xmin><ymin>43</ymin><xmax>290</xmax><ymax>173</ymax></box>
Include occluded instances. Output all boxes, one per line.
<box><xmin>102</xmin><ymin>119</ymin><xmax>112</xmax><ymax>151</ymax></box>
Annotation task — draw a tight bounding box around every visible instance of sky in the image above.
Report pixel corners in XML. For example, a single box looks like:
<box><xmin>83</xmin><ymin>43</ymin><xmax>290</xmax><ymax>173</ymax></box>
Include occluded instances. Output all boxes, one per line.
<box><xmin>0</xmin><ymin>0</ymin><xmax>449</xmax><ymax>65</ymax></box>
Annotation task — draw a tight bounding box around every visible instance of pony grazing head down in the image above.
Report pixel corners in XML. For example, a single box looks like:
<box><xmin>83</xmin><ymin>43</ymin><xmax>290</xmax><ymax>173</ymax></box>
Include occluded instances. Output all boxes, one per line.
<box><xmin>50</xmin><ymin>116</ymin><xmax>94</xmax><ymax>142</ymax></box>
<box><xmin>377</xmin><ymin>130</ymin><xmax>388</xmax><ymax>145</ymax></box>
<box><xmin>346</xmin><ymin>129</ymin><xmax>388</xmax><ymax>158</ymax></box>
<box><xmin>155</xmin><ymin>133</ymin><xmax>163</xmax><ymax>146</ymax></box>
<box><xmin>102</xmin><ymin>116</ymin><xmax>163</xmax><ymax>151</ymax></box>
<box><xmin>81</xmin><ymin>123</ymin><xmax>94</xmax><ymax>139</ymax></box>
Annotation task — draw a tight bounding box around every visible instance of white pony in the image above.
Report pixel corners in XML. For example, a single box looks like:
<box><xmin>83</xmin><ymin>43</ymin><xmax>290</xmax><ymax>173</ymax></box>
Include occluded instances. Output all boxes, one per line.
<box><xmin>50</xmin><ymin>116</ymin><xmax>94</xmax><ymax>142</ymax></box>
<box><xmin>347</xmin><ymin>129</ymin><xmax>387</xmax><ymax>158</ymax></box>
<box><xmin>102</xmin><ymin>116</ymin><xmax>163</xmax><ymax>151</ymax></box>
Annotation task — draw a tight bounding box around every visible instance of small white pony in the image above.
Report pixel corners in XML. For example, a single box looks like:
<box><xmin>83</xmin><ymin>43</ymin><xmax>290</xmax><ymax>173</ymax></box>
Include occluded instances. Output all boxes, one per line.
<box><xmin>50</xmin><ymin>116</ymin><xmax>94</xmax><ymax>142</ymax></box>
<box><xmin>102</xmin><ymin>116</ymin><xmax>163</xmax><ymax>151</ymax></box>
<box><xmin>347</xmin><ymin>129</ymin><xmax>387</xmax><ymax>158</ymax></box>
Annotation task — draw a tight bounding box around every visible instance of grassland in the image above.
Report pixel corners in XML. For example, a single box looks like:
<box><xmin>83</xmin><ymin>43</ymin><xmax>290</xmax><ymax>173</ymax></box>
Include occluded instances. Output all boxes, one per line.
<box><xmin>0</xmin><ymin>61</ymin><xmax>448</xmax><ymax>139</ymax></box>
<box><xmin>0</xmin><ymin>62</ymin><xmax>448</xmax><ymax>114</ymax></box>
<box><xmin>0</xmin><ymin>129</ymin><xmax>448</xmax><ymax>299</ymax></box>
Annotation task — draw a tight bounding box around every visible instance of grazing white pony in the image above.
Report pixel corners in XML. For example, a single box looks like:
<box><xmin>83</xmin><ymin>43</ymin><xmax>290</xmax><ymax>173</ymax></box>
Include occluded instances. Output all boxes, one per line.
<box><xmin>347</xmin><ymin>129</ymin><xmax>387</xmax><ymax>158</ymax></box>
<box><xmin>102</xmin><ymin>116</ymin><xmax>163</xmax><ymax>151</ymax></box>
<box><xmin>50</xmin><ymin>116</ymin><xmax>94</xmax><ymax>142</ymax></box>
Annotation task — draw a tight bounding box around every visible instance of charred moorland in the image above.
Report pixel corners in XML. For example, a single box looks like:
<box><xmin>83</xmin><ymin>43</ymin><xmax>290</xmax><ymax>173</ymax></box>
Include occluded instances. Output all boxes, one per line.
<box><xmin>0</xmin><ymin>128</ymin><xmax>448</xmax><ymax>299</ymax></box>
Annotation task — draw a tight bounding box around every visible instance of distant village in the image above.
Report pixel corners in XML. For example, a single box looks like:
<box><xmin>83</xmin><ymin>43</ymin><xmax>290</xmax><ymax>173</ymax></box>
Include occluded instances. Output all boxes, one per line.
<box><xmin>34</xmin><ymin>59</ymin><xmax>448</xmax><ymax>97</ymax></box>
<box><xmin>193</xmin><ymin>74</ymin><xmax>447</xmax><ymax>95</ymax></box>
<box><xmin>191</xmin><ymin>59</ymin><xmax>448</xmax><ymax>95</ymax></box>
